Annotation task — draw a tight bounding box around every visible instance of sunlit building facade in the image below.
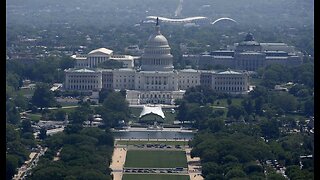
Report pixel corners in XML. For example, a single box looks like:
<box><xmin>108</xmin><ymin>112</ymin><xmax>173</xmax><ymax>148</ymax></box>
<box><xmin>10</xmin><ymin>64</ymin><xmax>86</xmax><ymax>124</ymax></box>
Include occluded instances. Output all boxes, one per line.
<box><xmin>64</xmin><ymin>21</ymin><xmax>250</xmax><ymax>104</ymax></box>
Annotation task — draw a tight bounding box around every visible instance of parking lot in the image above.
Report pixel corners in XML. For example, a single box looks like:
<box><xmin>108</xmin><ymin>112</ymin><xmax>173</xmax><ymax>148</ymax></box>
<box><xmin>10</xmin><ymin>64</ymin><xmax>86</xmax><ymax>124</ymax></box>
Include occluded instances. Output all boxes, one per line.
<box><xmin>123</xmin><ymin>167</ymin><xmax>188</xmax><ymax>175</ymax></box>
<box><xmin>131</xmin><ymin>143</ymin><xmax>183</xmax><ymax>150</ymax></box>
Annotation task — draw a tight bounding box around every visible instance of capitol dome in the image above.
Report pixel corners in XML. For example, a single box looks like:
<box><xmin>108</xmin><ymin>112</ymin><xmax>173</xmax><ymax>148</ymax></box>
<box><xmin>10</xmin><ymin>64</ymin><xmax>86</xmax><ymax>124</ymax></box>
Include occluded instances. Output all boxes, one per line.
<box><xmin>146</xmin><ymin>29</ymin><xmax>170</xmax><ymax>47</ymax></box>
<box><xmin>141</xmin><ymin>18</ymin><xmax>174</xmax><ymax>71</ymax></box>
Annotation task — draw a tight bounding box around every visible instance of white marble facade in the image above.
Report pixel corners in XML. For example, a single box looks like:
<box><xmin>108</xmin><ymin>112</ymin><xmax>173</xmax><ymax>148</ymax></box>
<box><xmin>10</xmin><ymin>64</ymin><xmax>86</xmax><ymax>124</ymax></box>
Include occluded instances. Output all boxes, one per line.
<box><xmin>64</xmin><ymin>21</ymin><xmax>250</xmax><ymax>104</ymax></box>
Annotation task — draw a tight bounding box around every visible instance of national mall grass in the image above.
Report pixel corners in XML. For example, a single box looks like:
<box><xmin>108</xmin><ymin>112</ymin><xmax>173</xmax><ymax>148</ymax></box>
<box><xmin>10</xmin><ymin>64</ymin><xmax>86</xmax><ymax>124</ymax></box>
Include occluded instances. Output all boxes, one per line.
<box><xmin>124</xmin><ymin>150</ymin><xmax>187</xmax><ymax>168</ymax></box>
<box><xmin>122</xmin><ymin>174</ymin><xmax>190</xmax><ymax>180</ymax></box>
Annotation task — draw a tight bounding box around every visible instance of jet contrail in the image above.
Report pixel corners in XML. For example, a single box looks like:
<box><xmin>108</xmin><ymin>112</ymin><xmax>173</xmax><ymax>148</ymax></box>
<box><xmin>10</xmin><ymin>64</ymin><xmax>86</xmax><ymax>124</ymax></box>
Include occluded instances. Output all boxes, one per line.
<box><xmin>174</xmin><ymin>0</ymin><xmax>183</xmax><ymax>17</ymax></box>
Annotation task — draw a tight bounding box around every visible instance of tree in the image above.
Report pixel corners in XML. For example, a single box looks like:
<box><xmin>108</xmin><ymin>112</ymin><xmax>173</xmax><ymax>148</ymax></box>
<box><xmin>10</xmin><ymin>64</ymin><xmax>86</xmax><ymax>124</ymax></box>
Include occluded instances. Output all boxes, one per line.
<box><xmin>285</xmin><ymin>165</ymin><xmax>313</xmax><ymax>180</ymax></box>
<box><xmin>6</xmin><ymin>73</ymin><xmax>22</xmax><ymax>90</ymax></box>
<box><xmin>77</xmin><ymin>170</ymin><xmax>110</xmax><ymax>180</ymax></box>
<box><xmin>241</xmin><ymin>99</ymin><xmax>254</xmax><ymax>115</ymax></box>
<box><xmin>55</xmin><ymin>109</ymin><xmax>66</xmax><ymax>121</ymax></box>
<box><xmin>225</xmin><ymin>168</ymin><xmax>247</xmax><ymax>179</ymax></box>
<box><xmin>70</xmin><ymin>109</ymin><xmax>88</xmax><ymax>124</ymax></box>
<box><xmin>103</xmin><ymin>92</ymin><xmax>129</xmax><ymax>113</ymax></box>
<box><xmin>31</xmin><ymin>83</ymin><xmax>56</xmax><ymax>109</ymax></box>
<box><xmin>304</xmin><ymin>98</ymin><xmax>314</xmax><ymax>116</ymax></box>
<box><xmin>244</xmin><ymin>162</ymin><xmax>263</xmax><ymax>174</ymax></box>
<box><xmin>249</xmin><ymin>86</ymin><xmax>268</xmax><ymax>99</ymax></box>
<box><xmin>6</xmin><ymin>85</ymin><xmax>15</xmax><ymax>101</ymax></box>
<box><xmin>272</xmin><ymin>93</ymin><xmax>298</xmax><ymax>112</ymax></box>
<box><xmin>14</xmin><ymin>94</ymin><xmax>28</xmax><ymax>110</ymax></box>
<box><xmin>227</xmin><ymin>98</ymin><xmax>232</xmax><ymax>106</ymax></box>
<box><xmin>6</xmin><ymin>106</ymin><xmax>21</xmax><ymax>124</ymax></box>
<box><xmin>227</xmin><ymin>105</ymin><xmax>246</xmax><ymax>120</ymax></box>
<box><xmin>6</xmin><ymin>124</ymin><xmax>19</xmax><ymax>143</ymax></box>
<box><xmin>176</xmin><ymin>100</ymin><xmax>188</xmax><ymax>122</ymax></box>
<box><xmin>98</xmin><ymin>88</ymin><xmax>114</xmax><ymax>103</ymax></box>
<box><xmin>64</xmin><ymin>124</ymin><xmax>83</xmax><ymax>134</ymax></box>
<box><xmin>69</xmin><ymin>102</ymin><xmax>93</xmax><ymax>124</ymax></box>
<box><xmin>6</xmin><ymin>155</ymin><xmax>19</xmax><ymax>180</ymax></box>
<box><xmin>207</xmin><ymin>118</ymin><xmax>224</xmax><ymax>133</ymax></box>
<box><xmin>202</xmin><ymin>162</ymin><xmax>221</xmax><ymax>177</ymax></box>
<box><xmin>59</xmin><ymin>56</ymin><xmax>75</xmax><ymax>70</ymax></box>
<box><xmin>39</xmin><ymin>128</ymin><xmax>47</xmax><ymax>140</ymax></box>
<box><xmin>21</xmin><ymin>119</ymin><xmax>33</xmax><ymax>133</ymax></box>
<box><xmin>254</xmin><ymin>97</ymin><xmax>264</xmax><ymax>115</ymax></box>
<box><xmin>30</xmin><ymin>166</ymin><xmax>66</xmax><ymax>180</ymax></box>
<box><xmin>260</xmin><ymin>119</ymin><xmax>280</xmax><ymax>139</ymax></box>
<box><xmin>267</xmin><ymin>173</ymin><xmax>286</xmax><ymax>180</ymax></box>
<box><xmin>99</xmin><ymin>92</ymin><xmax>130</xmax><ymax>127</ymax></box>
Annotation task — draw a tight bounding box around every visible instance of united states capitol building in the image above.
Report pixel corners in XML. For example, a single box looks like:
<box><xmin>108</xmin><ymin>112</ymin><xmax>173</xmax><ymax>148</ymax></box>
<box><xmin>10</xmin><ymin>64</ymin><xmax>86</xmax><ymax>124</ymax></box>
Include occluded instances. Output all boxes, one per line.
<box><xmin>64</xmin><ymin>21</ymin><xmax>250</xmax><ymax>105</ymax></box>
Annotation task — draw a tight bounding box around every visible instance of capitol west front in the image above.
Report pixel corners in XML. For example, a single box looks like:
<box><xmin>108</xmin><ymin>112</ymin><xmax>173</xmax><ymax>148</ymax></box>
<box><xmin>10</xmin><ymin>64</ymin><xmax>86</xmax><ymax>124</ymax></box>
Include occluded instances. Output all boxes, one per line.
<box><xmin>64</xmin><ymin>22</ymin><xmax>250</xmax><ymax>104</ymax></box>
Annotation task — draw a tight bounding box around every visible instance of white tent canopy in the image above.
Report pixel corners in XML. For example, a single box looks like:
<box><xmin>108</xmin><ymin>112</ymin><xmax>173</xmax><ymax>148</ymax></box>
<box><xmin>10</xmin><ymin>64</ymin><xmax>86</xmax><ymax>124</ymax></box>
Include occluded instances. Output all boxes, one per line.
<box><xmin>139</xmin><ymin>105</ymin><xmax>165</xmax><ymax>119</ymax></box>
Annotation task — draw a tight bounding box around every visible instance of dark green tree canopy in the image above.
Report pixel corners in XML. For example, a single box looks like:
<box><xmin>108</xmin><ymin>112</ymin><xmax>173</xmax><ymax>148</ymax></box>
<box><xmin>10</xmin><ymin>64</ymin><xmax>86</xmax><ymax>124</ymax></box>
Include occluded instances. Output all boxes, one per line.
<box><xmin>31</xmin><ymin>83</ymin><xmax>56</xmax><ymax>108</ymax></box>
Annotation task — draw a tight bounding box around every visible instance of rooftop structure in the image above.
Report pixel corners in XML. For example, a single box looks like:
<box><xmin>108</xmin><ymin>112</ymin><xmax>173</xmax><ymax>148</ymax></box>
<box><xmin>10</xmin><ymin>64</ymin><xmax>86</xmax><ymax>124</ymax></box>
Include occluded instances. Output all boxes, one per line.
<box><xmin>88</xmin><ymin>48</ymin><xmax>113</xmax><ymax>56</ymax></box>
<box><xmin>139</xmin><ymin>105</ymin><xmax>165</xmax><ymax>119</ymax></box>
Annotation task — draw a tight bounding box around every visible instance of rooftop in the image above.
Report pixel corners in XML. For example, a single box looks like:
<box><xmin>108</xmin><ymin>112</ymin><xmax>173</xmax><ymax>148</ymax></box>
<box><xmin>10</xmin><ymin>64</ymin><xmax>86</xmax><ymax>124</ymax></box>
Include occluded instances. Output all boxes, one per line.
<box><xmin>88</xmin><ymin>48</ymin><xmax>113</xmax><ymax>55</ymax></box>
<box><xmin>65</xmin><ymin>68</ymin><xmax>97</xmax><ymax>73</ymax></box>
<box><xmin>110</xmin><ymin>55</ymin><xmax>134</xmax><ymax>60</ymax></box>
<box><xmin>218</xmin><ymin>69</ymin><xmax>243</xmax><ymax>75</ymax></box>
<box><xmin>179</xmin><ymin>69</ymin><xmax>199</xmax><ymax>73</ymax></box>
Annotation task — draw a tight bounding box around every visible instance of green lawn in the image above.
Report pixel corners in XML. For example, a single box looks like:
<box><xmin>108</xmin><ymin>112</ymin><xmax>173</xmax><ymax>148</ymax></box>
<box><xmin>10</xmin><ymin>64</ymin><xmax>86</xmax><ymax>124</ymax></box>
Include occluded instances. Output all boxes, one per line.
<box><xmin>117</xmin><ymin>140</ymin><xmax>188</xmax><ymax>146</ymax></box>
<box><xmin>26</xmin><ymin>113</ymin><xmax>42</xmax><ymax>122</ymax></box>
<box><xmin>48</xmin><ymin>106</ymin><xmax>78</xmax><ymax>114</ymax></box>
<box><xmin>163</xmin><ymin>109</ymin><xmax>177</xmax><ymax>124</ymax></box>
<box><xmin>125</xmin><ymin>150</ymin><xmax>187</xmax><ymax>168</ymax></box>
<box><xmin>17</xmin><ymin>88</ymin><xmax>35</xmax><ymax>97</ymax></box>
<box><xmin>58</xmin><ymin>101</ymin><xmax>79</xmax><ymax>106</ymax></box>
<box><xmin>123</xmin><ymin>174</ymin><xmax>190</xmax><ymax>180</ymax></box>
<box><xmin>213</xmin><ymin>98</ymin><xmax>243</xmax><ymax>107</ymax></box>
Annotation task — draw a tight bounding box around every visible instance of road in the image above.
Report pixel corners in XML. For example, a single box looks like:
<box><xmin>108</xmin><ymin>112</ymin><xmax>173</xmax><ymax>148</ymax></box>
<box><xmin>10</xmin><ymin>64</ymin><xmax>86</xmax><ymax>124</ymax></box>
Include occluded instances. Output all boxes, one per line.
<box><xmin>13</xmin><ymin>146</ymin><xmax>48</xmax><ymax>180</ymax></box>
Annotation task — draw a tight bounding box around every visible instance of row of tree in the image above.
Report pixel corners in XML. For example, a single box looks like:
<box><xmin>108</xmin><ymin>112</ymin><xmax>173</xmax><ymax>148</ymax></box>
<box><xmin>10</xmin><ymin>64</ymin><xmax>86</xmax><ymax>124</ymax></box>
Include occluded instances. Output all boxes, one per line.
<box><xmin>258</xmin><ymin>63</ymin><xmax>314</xmax><ymax>89</ymax></box>
<box><xmin>190</xmin><ymin>129</ymin><xmax>313</xmax><ymax>179</ymax></box>
<box><xmin>28</xmin><ymin>128</ymin><xmax>114</xmax><ymax>179</ymax></box>
<box><xmin>6</xmin><ymin>55</ymin><xmax>74</xmax><ymax>85</ymax></box>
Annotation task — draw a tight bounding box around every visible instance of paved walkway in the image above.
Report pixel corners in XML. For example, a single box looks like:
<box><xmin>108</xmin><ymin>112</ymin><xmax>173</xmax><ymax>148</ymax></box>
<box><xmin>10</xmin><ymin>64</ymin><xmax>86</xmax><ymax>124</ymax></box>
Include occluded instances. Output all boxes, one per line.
<box><xmin>185</xmin><ymin>148</ymin><xmax>203</xmax><ymax>180</ymax></box>
<box><xmin>110</xmin><ymin>147</ymin><xmax>127</xmax><ymax>180</ymax></box>
<box><xmin>13</xmin><ymin>147</ymin><xmax>47</xmax><ymax>180</ymax></box>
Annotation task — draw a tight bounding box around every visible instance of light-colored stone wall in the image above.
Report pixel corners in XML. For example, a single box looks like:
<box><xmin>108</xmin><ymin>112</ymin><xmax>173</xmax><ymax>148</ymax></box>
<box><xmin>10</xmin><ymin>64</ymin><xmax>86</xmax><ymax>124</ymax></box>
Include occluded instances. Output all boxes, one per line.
<box><xmin>178</xmin><ymin>70</ymin><xmax>201</xmax><ymax>90</ymax></box>
<box><xmin>65</xmin><ymin>70</ymin><xmax>102</xmax><ymax>91</ymax></box>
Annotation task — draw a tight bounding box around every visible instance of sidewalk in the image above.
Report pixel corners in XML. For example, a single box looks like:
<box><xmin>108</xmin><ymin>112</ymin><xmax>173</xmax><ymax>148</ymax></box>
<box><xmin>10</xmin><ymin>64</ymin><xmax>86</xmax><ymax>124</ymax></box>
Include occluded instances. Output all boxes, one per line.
<box><xmin>110</xmin><ymin>147</ymin><xmax>127</xmax><ymax>180</ymax></box>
